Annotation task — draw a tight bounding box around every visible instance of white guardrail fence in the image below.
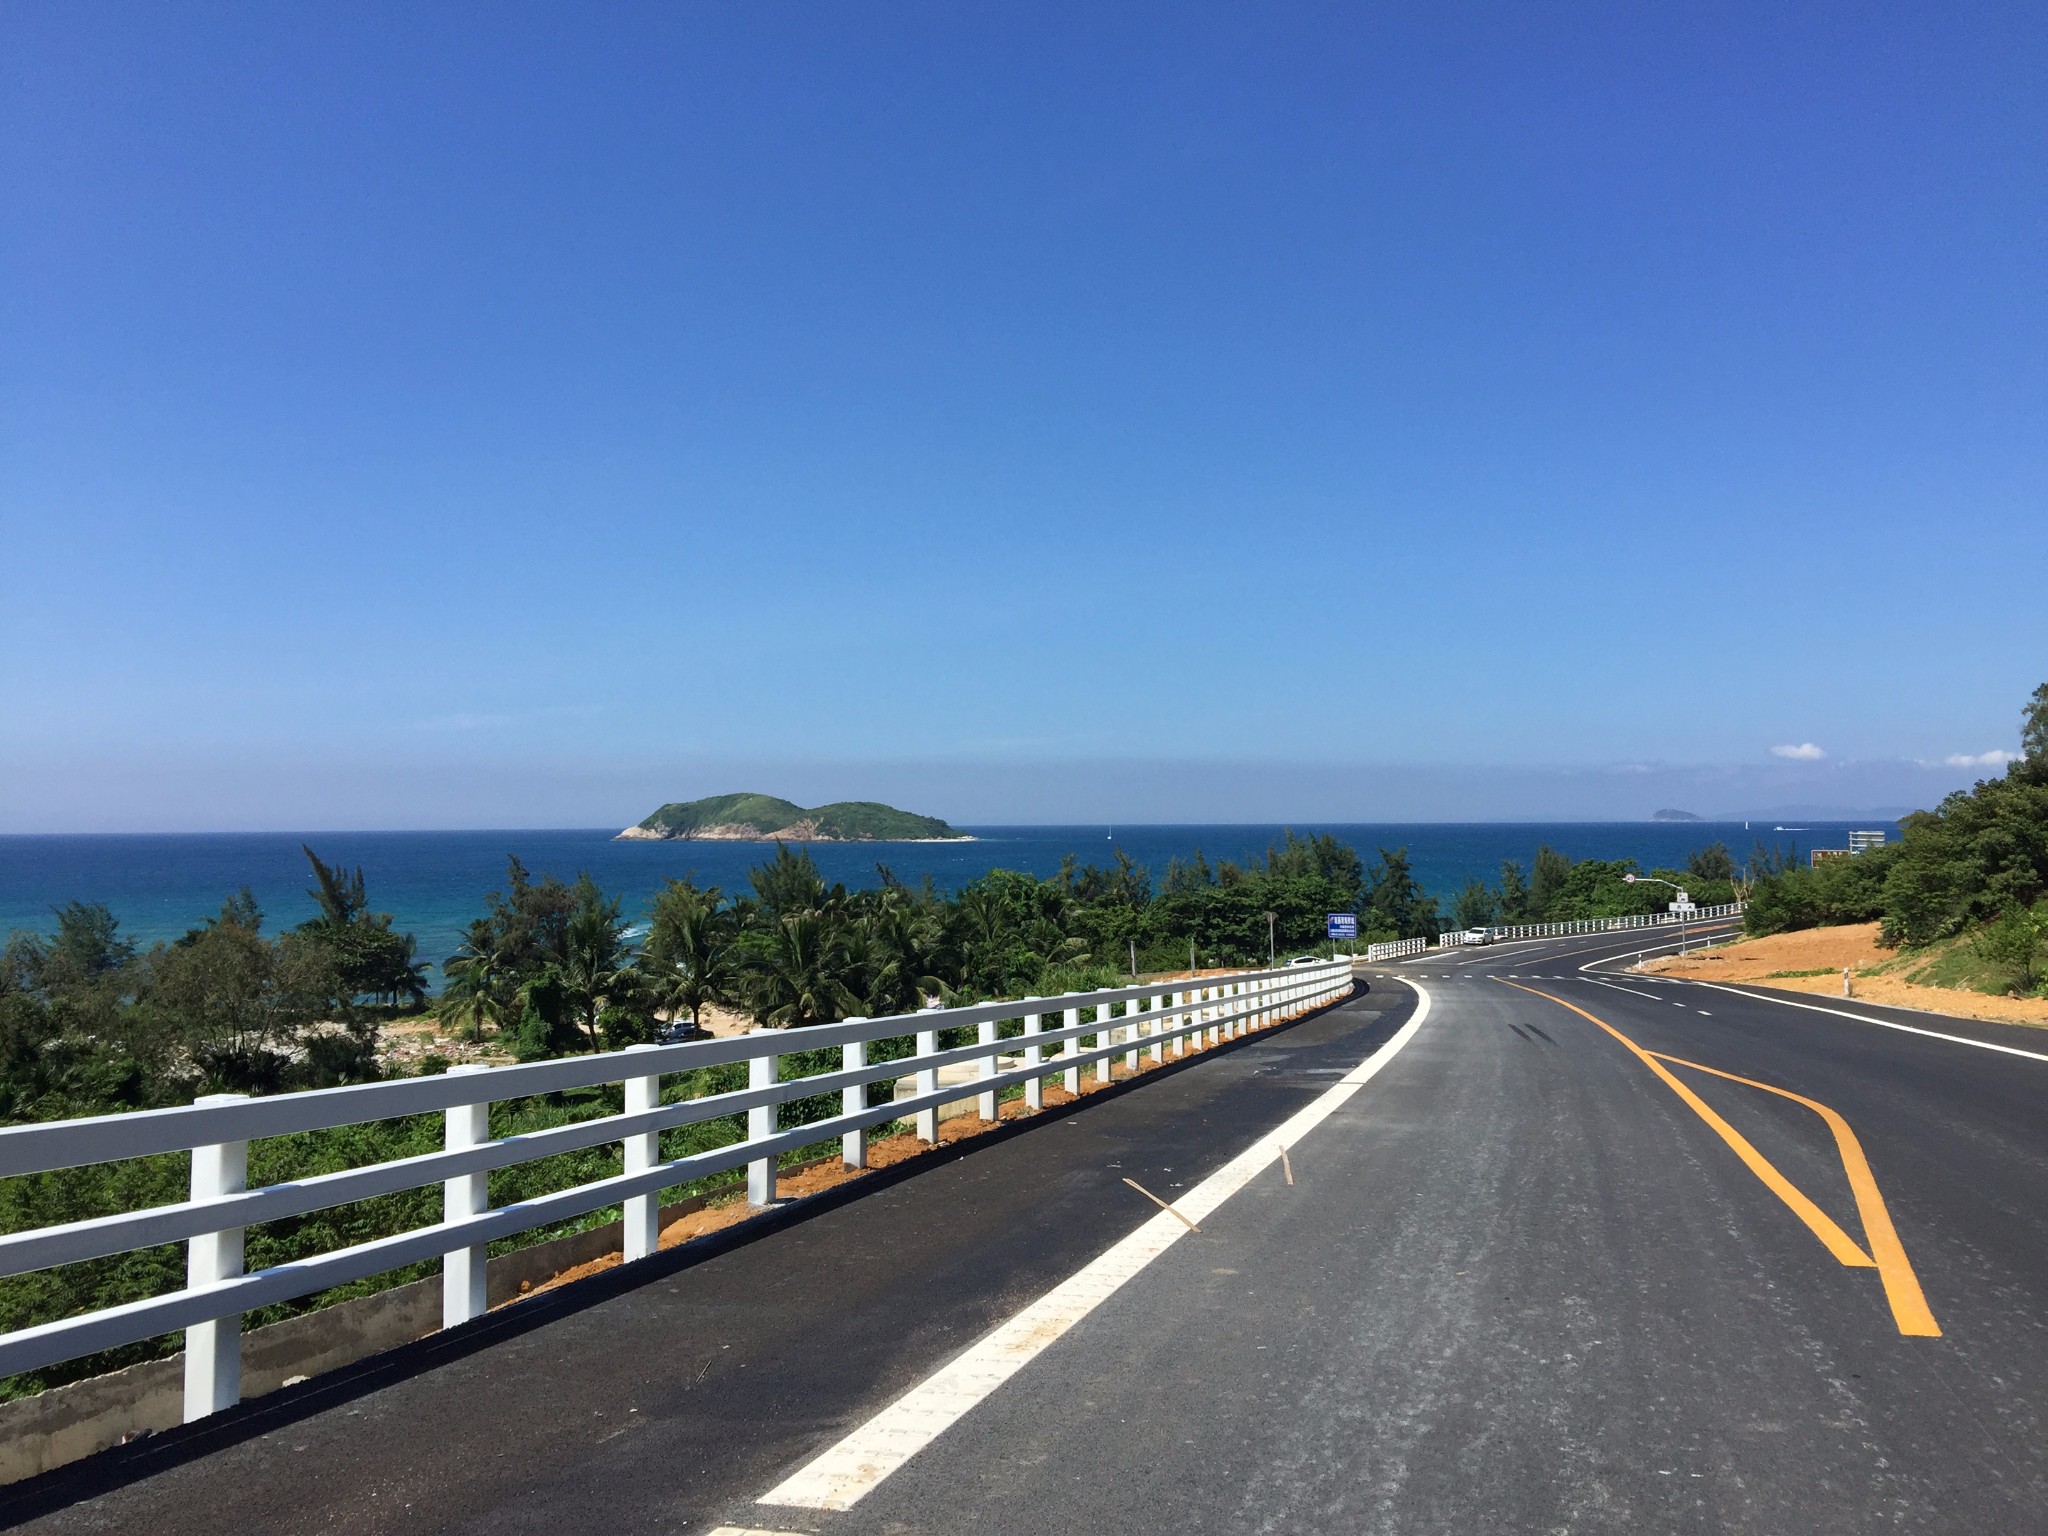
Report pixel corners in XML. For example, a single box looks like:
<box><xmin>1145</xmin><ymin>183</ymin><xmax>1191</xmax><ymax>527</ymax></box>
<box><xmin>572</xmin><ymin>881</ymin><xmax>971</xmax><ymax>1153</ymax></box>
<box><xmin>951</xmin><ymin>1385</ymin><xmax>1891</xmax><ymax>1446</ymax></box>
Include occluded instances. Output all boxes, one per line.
<box><xmin>1437</xmin><ymin>901</ymin><xmax>1744</xmax><ymax>945</ymax></box>
<box><xmin>1364</xmin><ymin>937</ymin><xmax>1428</xmax><ymax>962</ymax></box>
<box><xmin>0</xmin><ymin>959</ymin><xmax>1353</xmax><ymax>1423</ymax></box>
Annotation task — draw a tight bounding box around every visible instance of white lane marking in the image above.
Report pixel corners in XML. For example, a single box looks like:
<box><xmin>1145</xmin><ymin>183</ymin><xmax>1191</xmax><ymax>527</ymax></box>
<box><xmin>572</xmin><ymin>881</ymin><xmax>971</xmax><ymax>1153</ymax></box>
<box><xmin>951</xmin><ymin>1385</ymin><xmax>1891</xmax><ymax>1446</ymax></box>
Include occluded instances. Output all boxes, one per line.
<box><xmin>1687</xmin><ymin>982</ymin><xmax>2048</xmax><ymax>1064</ymax></box>
<box><xmin>1698</xmin><ymin>1010</ymin><xmax>1712</xmax><ymax>1016</ymax></box>
<box><xmin>756</xmin><ymin>981</ymin><xmax>1436</xmax><ymax>1512</ymax></box>
<box><xmin>708</xmin><ymin>1528</ymin><xmax>810</xmax><ymax>1536</ymax></box>
<box><xmin>1586</xmin><ymin>979</ymin><xmax>1666</xmax><ymax>1002</ymax></box>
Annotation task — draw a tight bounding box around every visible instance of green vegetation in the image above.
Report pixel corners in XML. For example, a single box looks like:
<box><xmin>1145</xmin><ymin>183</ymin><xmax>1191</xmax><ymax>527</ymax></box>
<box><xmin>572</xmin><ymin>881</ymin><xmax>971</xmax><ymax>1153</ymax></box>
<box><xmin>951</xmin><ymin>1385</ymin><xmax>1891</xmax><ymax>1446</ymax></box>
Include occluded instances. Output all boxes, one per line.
<box><xmin>0</xmin><ymin>821</ymin><xmax>1767</xmax><ymax>1397</ymax></box>
<box><xmin>628</xmin><ymin>793</ymin><xmax>966</xmax><ymax>841</ymax></box>
<box><xmin>1442</xmin><ymin>841</ymin><xmax>1739</xmax><ymax>931</ymax></box>
<box><xmin>0</xmin><ymin>830</ymin><xmax>1410</xmax><ymax>1396</ymax></box>
<box><xmin>1741</xmin><ymin>679</ymin><xmax>2048</xmax><ymax>998</ymax></box>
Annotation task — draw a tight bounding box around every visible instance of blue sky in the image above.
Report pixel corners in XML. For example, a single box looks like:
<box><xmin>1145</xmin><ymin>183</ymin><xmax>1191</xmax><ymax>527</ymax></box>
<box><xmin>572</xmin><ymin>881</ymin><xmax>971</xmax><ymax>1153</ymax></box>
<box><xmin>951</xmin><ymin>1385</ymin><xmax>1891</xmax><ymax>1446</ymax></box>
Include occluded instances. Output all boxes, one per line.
<box><xmin>3</xmin><ymin>2</ymin><xmax>2042</xmax><ymax>830</ymax></box>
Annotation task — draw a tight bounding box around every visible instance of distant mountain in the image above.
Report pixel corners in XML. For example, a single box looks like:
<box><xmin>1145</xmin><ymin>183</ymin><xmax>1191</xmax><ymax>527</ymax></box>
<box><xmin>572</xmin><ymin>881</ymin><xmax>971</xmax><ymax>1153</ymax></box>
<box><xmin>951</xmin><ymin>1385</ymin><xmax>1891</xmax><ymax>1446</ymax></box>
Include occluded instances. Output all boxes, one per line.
<box><xmin>617</xmin><ymin>793</ymin><xmax>971</xmax><ymax>843</ymax></box>
<box><xmin>1650</xmin><ymin>808</ymin><xmax>1703</xmax><ymax>821</ymax></box>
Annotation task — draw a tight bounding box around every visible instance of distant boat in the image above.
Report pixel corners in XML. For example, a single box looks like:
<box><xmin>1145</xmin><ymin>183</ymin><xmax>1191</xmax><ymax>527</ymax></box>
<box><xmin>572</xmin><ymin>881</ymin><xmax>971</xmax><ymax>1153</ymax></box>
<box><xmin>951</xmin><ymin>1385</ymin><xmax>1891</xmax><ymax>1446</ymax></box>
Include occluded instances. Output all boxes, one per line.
<box><xmin>1774</xmin><ymin>826</ymin><xmax>1807</xmax><ymax>832</ymax></box>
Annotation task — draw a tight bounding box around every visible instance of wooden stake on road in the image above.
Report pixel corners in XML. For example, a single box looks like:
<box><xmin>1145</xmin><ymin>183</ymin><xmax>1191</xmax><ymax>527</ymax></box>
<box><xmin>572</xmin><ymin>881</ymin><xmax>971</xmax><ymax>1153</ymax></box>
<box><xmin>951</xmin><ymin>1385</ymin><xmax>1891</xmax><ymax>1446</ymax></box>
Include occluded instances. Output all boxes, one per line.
<box><xmin>1122</xmin><ymin>1177</ymin><xmax>1200</xmax><ymax>1232</ymax></box>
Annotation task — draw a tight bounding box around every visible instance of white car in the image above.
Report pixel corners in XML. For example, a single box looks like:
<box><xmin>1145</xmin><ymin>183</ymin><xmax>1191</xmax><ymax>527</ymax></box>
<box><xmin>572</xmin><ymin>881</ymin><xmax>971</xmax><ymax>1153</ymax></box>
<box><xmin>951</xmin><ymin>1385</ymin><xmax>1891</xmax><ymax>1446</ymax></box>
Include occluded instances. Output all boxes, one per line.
<box><xmin>1458</xmin><ymin>929</ymin><xmax>1493</xmax><ymax>946</ymax></box>
<box><xmin>1287</xmin><ymin>954</ymin><xmax>1324</xmax><ymax>966</ymax></box>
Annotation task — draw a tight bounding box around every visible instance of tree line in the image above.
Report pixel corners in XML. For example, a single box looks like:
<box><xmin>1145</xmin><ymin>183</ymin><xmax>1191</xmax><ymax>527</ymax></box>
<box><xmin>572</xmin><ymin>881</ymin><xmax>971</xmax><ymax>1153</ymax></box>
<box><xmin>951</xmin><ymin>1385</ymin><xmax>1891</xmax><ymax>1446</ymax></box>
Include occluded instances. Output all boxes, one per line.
<box><xmin>438</xmin><ymin>834</ymin><xmax>1431</xmax><ymax>1059</ymax></box>
<box><xmin>0</xmin><ymin>849</ymin><xmax>427</xmax><ymax>1121</ymax></box>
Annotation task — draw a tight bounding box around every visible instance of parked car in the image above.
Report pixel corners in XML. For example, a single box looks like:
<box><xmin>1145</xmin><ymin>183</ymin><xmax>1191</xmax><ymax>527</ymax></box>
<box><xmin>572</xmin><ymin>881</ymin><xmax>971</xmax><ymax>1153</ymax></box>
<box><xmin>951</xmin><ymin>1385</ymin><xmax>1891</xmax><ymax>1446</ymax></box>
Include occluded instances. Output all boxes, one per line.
<box><xmin>1459</xmin><ymin>929</ymin><xmax>1493</xmax><ymax>946</ymax></box>
<box><xmin>1287</xmin><ymin>954</ymin><xmax>1324</xmax><ymax>966</ymax></box>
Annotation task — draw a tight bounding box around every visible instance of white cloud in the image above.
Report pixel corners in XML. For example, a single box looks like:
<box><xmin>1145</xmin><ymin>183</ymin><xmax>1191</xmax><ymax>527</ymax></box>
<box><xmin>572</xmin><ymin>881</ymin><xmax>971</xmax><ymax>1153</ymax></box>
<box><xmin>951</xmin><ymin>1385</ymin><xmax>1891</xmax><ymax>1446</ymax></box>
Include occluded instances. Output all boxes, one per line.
<box><xmin>1945</xmin><ymin>749</ymin><xmax>2021</xmax><ymax>768</ymax></box>
<box><xmin>1770</xmin><ymin>742</ymin><xmax>1827</xmax><ymax>761</ymax></box>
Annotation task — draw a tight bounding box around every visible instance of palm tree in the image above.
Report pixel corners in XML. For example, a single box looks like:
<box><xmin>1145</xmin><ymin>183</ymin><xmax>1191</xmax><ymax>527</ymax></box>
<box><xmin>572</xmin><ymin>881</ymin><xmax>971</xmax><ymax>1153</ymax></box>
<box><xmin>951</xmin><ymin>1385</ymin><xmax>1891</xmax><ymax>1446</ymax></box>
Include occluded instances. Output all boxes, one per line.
<box><xmin>743</xmin><ymin>912</ymin><xmax>857</xmax><ymax>1028</ymax></box>
<box><xmin>641</xmin><ymin>881</ymin><xmax>736</xmax><ymax>1031</ymax></box>
<box><xmin>438</xmin><ymin>920</ymin><xmax>510</xmax><ymax>1044</ymax></box>
<box><xmin>553</xmin><ymin>886</ymin><xmax>638</xmax><ymax>1051</ymax></box>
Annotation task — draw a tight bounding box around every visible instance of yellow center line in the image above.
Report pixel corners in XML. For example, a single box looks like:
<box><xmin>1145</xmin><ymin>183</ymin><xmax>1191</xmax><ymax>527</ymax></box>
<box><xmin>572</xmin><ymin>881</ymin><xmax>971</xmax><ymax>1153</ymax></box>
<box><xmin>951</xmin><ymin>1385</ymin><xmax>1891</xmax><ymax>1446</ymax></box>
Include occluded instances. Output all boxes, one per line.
<box><xmin>1496</xmin><ymin>978</ymin><xmax>1943</xmax><ymax>1338</ymax></box>
<box><xmin>1642</xmin><ymin>1049</ymin><xmax>1940</xmax><ymax>1338</ymax></box>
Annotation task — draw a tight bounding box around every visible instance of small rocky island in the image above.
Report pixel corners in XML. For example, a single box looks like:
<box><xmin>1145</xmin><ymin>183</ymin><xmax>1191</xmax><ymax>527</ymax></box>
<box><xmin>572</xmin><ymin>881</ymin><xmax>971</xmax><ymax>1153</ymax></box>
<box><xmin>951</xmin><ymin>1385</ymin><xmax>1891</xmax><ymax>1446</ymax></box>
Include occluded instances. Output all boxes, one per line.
<box><xmin>617</xmin><ymin>793</ymin><xmax>972</xmax><ymax>843</ymax></box>
<box><xmin>1650</xmin><ymin>808</ymin><xmax>1705</xmax><ymax>821</ymax></box>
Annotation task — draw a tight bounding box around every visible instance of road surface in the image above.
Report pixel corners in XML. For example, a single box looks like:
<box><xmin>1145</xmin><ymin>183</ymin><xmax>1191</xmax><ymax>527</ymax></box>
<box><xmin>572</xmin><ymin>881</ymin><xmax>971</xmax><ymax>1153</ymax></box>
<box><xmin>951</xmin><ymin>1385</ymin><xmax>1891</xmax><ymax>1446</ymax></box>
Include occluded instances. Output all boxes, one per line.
<box><xmin>9</xmin><ymin>922</ymin><xmax>2047</xmax><ymax>1533</ymax></box>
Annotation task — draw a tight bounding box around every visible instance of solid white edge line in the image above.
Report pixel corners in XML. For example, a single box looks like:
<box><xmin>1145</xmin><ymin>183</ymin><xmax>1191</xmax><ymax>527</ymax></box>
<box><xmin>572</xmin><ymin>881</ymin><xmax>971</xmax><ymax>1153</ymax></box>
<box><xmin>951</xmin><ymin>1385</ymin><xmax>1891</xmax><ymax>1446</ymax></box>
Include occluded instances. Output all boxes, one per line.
<box><xmin>1685</xmin><ymin>981</ymin><xmax>2048</xmax><ymax>1064</ymax></box>
<box><xmin>755</xmin><ymin>979</ymin><xmax>1436</xmax><ymax>1513</ymax></box>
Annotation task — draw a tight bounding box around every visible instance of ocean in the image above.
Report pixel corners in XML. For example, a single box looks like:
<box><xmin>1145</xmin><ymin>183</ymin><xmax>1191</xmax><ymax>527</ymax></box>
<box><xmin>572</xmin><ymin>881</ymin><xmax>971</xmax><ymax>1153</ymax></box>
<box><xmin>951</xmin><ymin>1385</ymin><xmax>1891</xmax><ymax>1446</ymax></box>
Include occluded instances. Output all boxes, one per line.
<box><xmin>0</xmin><ymin>821</ymin><xmax>1889</xmax><ymax>968</ymax></box>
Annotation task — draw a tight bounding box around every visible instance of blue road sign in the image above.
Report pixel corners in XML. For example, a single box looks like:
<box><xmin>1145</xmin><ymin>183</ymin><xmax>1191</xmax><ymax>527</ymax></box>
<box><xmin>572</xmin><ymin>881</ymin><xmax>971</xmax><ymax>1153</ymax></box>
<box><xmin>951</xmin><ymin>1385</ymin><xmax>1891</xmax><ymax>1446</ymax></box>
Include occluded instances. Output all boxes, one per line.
<box><xmin>1326</xmin><ymin>913</ymin><xmax>1358</xmax><ymax>939</ymax></box>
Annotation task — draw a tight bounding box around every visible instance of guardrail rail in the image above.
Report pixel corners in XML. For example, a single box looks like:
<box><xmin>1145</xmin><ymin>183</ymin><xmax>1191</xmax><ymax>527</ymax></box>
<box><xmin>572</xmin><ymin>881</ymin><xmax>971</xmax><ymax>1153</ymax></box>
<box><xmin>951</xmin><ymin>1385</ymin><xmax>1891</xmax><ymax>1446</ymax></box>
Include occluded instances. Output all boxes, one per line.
<box><xmin>1437</xmin><ymin>901</ymin><xmax>1744</xmax><ymax>945</ymax></box>
<box><xmin>0</xmin><ymin>959</ymin><xmax>1353</xmax><ymax>1422</ymax></box>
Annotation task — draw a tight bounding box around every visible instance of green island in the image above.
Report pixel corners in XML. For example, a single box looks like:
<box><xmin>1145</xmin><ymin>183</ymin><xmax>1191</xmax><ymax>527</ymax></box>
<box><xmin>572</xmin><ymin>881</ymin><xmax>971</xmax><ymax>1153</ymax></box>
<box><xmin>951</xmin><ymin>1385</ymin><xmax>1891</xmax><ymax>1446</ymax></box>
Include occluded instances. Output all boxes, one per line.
<box><xmin>618</xmin><ymin>793</ymin><xmax>971</xmax><ymax>843</ymax></box>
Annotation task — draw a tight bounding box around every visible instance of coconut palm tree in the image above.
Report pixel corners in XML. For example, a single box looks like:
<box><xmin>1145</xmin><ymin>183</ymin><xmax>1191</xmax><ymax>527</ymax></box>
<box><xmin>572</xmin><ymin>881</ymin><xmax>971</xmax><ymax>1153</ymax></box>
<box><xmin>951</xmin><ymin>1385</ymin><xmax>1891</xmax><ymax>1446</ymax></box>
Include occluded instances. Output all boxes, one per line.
<box><xmin>742</xmin><ymin>911</ymin><xmax>857</xmax><ymax>1028</ymax></box>
<box><xmin>553</xmin><ymin>884</ymin><xmax>639</xmax><ymax>1051</ymax></box>
<box><xmin>641</xmin><ymin>880</ymin><xmax>736</xmax><ymax>1032</ymax></box>
<box><xmin>438</xmin><ymin>920</ymin><xmax>511</xmax><ymax>1044</ymax></box>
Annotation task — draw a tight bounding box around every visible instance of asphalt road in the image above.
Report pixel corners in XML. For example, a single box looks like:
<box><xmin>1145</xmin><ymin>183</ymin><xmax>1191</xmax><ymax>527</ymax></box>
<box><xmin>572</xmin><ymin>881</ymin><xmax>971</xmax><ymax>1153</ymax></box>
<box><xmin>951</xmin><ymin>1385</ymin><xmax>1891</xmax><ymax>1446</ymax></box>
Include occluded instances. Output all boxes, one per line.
<box><xmin>10</xmin><ymin>928</ymin><xmax>2048</xmax><ymax>1534</ymax></box>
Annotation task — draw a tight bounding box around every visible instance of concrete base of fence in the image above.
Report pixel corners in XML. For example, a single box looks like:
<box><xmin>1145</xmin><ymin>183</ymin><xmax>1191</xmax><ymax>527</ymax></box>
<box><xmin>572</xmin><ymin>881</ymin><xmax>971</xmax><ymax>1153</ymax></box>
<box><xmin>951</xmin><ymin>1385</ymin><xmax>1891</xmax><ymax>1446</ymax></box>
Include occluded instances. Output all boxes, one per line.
<box><xmin>0</xmin><ymin>1162</ymin><xmax>830</xmax><ymax>1486</ymax></box>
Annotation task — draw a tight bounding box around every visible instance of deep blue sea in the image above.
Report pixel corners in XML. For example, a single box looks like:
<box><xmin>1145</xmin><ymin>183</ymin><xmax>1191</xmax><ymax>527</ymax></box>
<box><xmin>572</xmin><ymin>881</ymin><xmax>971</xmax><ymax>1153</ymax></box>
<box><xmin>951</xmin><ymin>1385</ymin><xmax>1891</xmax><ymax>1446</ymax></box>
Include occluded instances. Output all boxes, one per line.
<box><xmin>0</xmin><ymin>821</ymin><xmax>1891</xmax><ymax>969</ymax></box>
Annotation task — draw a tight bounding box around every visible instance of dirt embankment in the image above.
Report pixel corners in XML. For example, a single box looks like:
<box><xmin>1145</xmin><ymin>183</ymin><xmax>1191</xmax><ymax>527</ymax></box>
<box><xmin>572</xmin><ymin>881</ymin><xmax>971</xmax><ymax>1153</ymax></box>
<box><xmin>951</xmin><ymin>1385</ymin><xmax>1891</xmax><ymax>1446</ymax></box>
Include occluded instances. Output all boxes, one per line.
<box><xmin>1642</xmin><ymin>922</ymin><xmax>2048</xmax><ymax>1028</ymax></box>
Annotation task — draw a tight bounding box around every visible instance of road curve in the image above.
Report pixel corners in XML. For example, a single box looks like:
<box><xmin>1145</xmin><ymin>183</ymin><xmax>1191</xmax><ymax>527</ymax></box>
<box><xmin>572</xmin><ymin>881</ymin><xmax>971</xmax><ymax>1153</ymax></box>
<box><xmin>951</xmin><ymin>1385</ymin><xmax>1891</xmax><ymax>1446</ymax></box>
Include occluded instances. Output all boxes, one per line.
<box><xmin>9</xmin><ymin>929</ymin><xmax>2048</xmax><ymax>1534</ymax></box>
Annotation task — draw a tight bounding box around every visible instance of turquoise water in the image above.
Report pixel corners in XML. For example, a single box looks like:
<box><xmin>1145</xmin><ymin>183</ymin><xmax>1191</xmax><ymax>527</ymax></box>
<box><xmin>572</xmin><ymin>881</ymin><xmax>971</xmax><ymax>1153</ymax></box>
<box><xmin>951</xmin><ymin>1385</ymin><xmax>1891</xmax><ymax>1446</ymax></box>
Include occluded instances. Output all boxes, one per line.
<box><xmin>0</xmin><ymin>821</ymin><xmax>1877</xmax><ymax>967</ymax></box>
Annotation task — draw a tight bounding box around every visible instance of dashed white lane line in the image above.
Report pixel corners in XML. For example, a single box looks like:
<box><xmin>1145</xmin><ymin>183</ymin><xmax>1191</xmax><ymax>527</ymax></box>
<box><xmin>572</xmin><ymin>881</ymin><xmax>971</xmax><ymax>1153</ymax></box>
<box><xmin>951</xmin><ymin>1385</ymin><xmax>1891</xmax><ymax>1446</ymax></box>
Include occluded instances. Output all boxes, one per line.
<box><xmin>1586</xmin><ymin>979</ymin><xmax>1665</xmax><ymax>1002</ymax></box>
<box><xmin>754</xmin><ymin>981</ymin><xmax>1437</xmax><ymax>1513</ymax></box>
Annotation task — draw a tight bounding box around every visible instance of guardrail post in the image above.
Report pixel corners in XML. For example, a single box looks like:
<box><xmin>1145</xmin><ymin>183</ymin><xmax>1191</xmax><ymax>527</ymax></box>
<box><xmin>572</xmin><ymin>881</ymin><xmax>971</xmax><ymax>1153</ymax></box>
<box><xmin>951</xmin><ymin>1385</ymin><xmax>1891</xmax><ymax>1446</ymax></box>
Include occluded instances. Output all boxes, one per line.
<box><xmin>748</xmin><ymin>1033</ymin><xmax>778</xmax><ymax>1205</ymax></box>
<box><xmin>1207</xmin><ymin>984</ymin><xmax>1220</xmax><ymax>1047</ymax></box>
<box><xmin>1148</xmin><ymin>993</ymin><xmax>1165</xmax><ymax>1063</ymax></box>
<box><xmin>441</xmin><ymin>1066</ymin><xmax>492</xmax><ymax>1330</ymax></box>
<box><xmin>843</xmin><ymin>1021</ymin><xmax>868</xmax><ymax>1168</ymax></box>
<box><xmin>183</xmin><ymin>1092</ymin><xmax>249</xmax><ymax>1422</ymax></box>
<box><xmin>1124</xmin><ymin>999</ymin><xmax>1140</xmax><ymax>1073</ymax></box>
<box><xmin>1096</xmin><ymin>1002</ymin><xmax>1115</xmax><ymax>1086</ymax></box>
<box><xmin>978</xmin><ymin>1018</ymin><xmax>999</xmax><ymax>1121</ymax></box>
<box><xmin>1063</xmin><ymin>994</ymin><xmax>1082</xmax><ymax>1096</ymax></box>
<box><xmin>1024</xmin><ymin>1002</ymin><xmax>1044</xmax><ymax>1110</ymax></box>
<box><xmin>621</xmin><ymin>1045</ymin><xmax>661</xmax><ymax>1263</ymax></box>
<box><xmin>916</xmin><ymin>1022</ymin><xmax>940</xmax><ymax>1143</ymax></box>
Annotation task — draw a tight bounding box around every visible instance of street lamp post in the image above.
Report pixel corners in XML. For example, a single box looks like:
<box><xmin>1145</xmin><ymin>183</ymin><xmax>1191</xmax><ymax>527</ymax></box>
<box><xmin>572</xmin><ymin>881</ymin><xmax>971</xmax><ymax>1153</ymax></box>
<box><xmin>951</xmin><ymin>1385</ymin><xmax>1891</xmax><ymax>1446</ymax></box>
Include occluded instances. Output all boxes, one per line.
<box><xmin>1623</xmin><ymin>874</ymin><xmax>1693</xmax><ymax>953</ymax></box>
<box><xmin>1265</xmin><ymin>911</ymin><xmax>1277</xmax><ymax>966</ymax></box>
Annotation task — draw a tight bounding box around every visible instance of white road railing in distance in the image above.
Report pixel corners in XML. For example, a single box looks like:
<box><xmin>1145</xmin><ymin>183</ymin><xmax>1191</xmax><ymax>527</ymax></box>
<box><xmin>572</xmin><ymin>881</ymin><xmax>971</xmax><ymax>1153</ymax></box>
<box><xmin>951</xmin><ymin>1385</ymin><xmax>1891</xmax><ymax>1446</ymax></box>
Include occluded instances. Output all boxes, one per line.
<box><xmin>0</xmin><ymin>959</ymin><xmax>1354</xmax><ymax>1421</ymax></box>
<box><xmin>1436</xmin><ymin>901</ymin><xmax>1744</xmax><ymax>945</ymax></box>
<box><xmin>1363</xmin><ymin>937</ymin><xmax>1428</xmax><ymax>962</ymax></box>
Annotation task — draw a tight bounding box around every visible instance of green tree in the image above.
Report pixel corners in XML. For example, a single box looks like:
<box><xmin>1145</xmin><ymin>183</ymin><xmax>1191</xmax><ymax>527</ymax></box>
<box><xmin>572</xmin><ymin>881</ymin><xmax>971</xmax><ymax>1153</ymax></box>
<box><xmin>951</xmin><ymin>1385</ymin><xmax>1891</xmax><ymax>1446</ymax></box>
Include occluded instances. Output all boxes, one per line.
<box><xmin>743</xmin><ymin>912</ymin><xmax>857</xmax><ymax>1027</ymax></box>
<box><xmin>552</xmin><ymin>878</ymin><xmax>641</xmax><ymax>1051</ymax></box>
<box><xmin>296</xmin><ymin>847</ymin><xmax>427</xmax><ymax>1009</ymax></box>
<box><xmin>750</xmin><ymin>843</ymin><xmax>831</xmax><ymax>920</ymax></box>
<box><xmin>1529</xmin><ymin>845</ymin><xmax>1572</xmax><ymax>920</ymax></box>
<box><xmin>1364</xmin><ymin>848</ymin><xmax>1439</xmax><ymax>940</ymax></box>
<box><xmin>144</xmin><ymin>895</ymin><xmax>340</xmax><ymax>1092</ymax></box>
<box><xmin>641</xmin><ymin>880</ymin><xmax>737</xmax><ymax>1030</ymax></box>
<box><xmin>1686</xmin><ymin>842</ymin><xmax>1737</xmax><ymax>883</ymax></box>
<box><xmin>1451</xmin><ymin>879</ymin><xmax>1497</xmax><ymax>930</ymax></box>
<box><xmin>437</xmin><ymin>920</ymin><xmax>513</xmax><ymax>1043</ymax></box>
<box><xmin>1496</xmin><ymin>861</ymin><xmax>1530</xmax><ymax>923</ymax></box>
<box><xmin>1971</xmin><ymin>905</ymin><xmax>2044</xmax><ymax>996</ymax></box>
<box><xmin>2020</xmin><ymin>681</ymin><xmax>2048</xmax><ymax>780</ymax></box>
